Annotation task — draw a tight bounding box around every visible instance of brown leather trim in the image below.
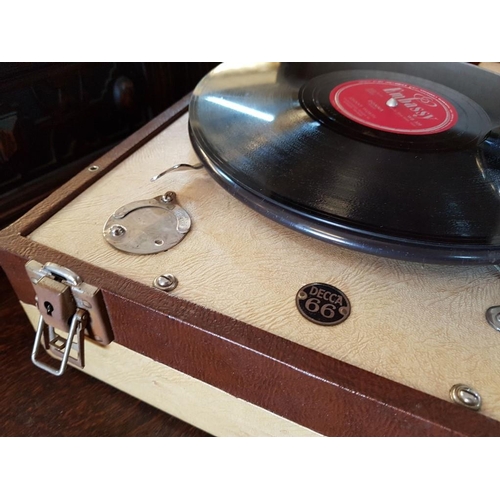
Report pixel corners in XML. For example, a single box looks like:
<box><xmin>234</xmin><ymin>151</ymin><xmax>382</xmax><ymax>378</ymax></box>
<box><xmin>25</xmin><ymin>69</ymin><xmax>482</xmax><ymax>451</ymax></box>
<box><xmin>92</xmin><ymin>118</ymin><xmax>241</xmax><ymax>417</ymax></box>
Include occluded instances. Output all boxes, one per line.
<box><xmin>1</xmin><ymin>95</ymin><xmax>500</xmax><ymax>436</ymax></box>
<box><xmin>103</xmin><ymin>291</ymin><xmax>500</xmax><ymax>436</ymax></box>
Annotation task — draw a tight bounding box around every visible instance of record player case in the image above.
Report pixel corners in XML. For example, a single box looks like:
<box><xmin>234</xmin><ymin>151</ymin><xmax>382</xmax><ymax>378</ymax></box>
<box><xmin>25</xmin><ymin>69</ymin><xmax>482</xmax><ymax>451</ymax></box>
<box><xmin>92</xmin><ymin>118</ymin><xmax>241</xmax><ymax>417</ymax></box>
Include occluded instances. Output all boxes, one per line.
<box><xmin>2</xmin><ymin>93</ymin><xmax>500</xmax><ymax>437</ymax></box>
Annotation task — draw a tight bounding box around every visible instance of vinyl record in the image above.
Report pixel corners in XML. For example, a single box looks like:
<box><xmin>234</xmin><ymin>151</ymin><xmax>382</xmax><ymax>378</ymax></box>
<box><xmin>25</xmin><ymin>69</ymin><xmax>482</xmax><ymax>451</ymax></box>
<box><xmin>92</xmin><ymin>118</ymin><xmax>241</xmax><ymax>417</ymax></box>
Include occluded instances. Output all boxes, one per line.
<box><xmin>188</xmin><ymin>62</ymin><xmax>500</xmax><ymax>264</ymax></box>
<box><xmin>299</xmin><ymin>70</ymin><xmax>490</xmax><ymax>151</ymax></box>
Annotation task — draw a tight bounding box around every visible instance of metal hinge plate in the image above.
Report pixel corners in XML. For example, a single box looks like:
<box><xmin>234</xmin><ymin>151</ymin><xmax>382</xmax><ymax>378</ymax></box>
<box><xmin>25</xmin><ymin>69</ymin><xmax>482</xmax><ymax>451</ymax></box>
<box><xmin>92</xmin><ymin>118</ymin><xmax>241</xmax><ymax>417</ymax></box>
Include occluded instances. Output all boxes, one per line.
<box><xmin>26</xmin><ymin>260</ymin><xmax>113</xmax><ymax>376</ymax></box>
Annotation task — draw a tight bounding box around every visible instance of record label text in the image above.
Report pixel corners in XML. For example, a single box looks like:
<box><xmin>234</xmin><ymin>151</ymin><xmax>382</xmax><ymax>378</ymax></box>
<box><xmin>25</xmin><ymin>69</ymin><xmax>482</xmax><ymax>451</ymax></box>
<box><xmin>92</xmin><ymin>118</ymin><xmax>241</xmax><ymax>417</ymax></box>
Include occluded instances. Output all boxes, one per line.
<box><xmin>330</xmin><ymin>79</ymin><xmax>458</xmax><ymax>135</ymax></box>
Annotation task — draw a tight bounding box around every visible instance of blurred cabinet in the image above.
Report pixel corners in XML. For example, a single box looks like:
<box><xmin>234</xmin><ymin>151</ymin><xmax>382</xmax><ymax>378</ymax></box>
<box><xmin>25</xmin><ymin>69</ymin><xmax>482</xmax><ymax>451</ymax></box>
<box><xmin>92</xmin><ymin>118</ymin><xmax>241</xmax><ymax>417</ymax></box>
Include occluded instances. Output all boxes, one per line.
<box><xmin>0</xmin><ymin>62</ymin><xmax>218</xmax><ymax>226</ymax></box>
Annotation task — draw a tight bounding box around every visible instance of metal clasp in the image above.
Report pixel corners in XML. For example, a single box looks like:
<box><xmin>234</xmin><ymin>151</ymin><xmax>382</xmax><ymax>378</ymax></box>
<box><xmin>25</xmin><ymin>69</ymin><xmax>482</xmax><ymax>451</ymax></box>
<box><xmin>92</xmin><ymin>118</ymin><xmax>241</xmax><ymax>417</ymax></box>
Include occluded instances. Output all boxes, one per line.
<box><xmin>26</xmin><ymin>260</ymin><xmax>113</xmax><ymax>376</ymax></box>
<box><xmin>40</xmin><ymin>262</ymin><xmax>82</xmax><ymax>286</ymax></box>
<box><xmin>31</xmin><ymin>309</ymin><xmax>88</xmax><ymax>376</ymax></box>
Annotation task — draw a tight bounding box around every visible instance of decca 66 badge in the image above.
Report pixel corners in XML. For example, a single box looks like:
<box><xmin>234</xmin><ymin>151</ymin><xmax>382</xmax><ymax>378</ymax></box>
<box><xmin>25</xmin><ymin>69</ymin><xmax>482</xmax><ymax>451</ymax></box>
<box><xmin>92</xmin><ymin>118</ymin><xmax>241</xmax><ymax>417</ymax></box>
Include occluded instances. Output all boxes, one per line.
<box><xmin>296</xmin><ymin>283</ymin><xmax>351</xmax><ymax>326</ymax></box>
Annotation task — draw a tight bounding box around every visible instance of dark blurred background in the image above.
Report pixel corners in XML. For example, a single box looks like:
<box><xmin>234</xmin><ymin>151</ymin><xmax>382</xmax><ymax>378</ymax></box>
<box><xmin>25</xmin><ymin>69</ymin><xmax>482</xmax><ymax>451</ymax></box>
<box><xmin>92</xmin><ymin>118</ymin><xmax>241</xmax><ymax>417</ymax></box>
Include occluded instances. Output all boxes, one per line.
<box><xmin>0</xmin><ymin>62</ymin><xmax>218</xmax><ymax>228</ymax></box>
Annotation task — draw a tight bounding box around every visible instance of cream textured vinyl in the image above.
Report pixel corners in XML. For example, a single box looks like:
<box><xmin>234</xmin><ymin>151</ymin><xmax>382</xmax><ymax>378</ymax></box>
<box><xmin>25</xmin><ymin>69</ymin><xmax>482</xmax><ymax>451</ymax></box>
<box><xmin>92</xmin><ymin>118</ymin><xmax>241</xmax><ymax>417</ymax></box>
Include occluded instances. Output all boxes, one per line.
<box><xmin>29</xmin><ymin>113</ymin><xmax>500</xmax><ymax>422</ymax></box>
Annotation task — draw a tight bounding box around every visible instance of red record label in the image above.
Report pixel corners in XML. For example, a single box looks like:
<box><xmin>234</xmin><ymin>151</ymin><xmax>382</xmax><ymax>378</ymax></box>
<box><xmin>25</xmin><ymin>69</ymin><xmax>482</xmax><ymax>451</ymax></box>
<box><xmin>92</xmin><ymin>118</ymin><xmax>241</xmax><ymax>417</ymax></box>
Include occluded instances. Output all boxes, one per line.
<box><xmin>329</xmin><ymin>79</ymin><xmax>458</xmax><ymax>135</ymax></box>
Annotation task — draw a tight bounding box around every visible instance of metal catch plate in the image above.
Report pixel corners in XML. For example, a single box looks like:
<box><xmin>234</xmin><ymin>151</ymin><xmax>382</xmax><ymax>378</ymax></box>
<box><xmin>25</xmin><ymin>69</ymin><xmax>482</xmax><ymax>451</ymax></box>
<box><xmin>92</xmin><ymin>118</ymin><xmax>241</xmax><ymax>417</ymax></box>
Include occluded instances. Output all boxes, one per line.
<box><xmin>103</xmin><ymin>191</ymin><xmax>191</xmax><ymax>254</ymax></box>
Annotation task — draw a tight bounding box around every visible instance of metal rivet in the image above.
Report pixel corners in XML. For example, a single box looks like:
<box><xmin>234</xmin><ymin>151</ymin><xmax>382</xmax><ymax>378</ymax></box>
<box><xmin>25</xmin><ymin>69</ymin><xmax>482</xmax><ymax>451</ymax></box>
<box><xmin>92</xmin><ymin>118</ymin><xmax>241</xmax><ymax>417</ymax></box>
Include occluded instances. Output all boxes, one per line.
<box><xmin>449</xmin><ymin>384</ymin><xmax>482</xmax><ymax>411</ymax></box>
<box><xmin>109</xmin><ymin>225</ymin><xmax>126</xmax><ymax>237</ymax></box>
<box><xmin>88</xmin><ymin>165</ymin><xmax>99</xmax><ymax>172</ymax></box>
<box><xmin>154</xmin><ymin>239</ymin><xmax>164</xmax><ymax>246</ymax></box>
<box><xmin>486</xmin><ymin>306</ymin><xmax>500</xmax><ymax>331</ymax></box>
<box><xmin>153</xmin><ymin>274</ymin><xmax>178</xmax><ymax>292</ymax></box>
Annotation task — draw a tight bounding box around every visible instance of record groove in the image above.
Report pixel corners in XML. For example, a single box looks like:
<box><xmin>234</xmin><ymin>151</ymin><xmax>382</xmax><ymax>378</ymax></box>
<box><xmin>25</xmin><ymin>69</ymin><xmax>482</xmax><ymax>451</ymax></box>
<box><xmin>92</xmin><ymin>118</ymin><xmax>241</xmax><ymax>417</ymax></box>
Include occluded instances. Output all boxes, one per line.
<box><xmin>189</xmin><ymin>62</ymin><xmax>500</xmax><ymax>264</ymax></box>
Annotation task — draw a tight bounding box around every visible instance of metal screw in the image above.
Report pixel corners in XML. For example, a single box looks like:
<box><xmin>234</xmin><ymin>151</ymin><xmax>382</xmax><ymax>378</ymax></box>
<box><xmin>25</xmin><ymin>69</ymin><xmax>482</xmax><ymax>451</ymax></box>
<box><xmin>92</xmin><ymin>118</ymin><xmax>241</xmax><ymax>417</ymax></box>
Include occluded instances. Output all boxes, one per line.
<box><xmin>153</xmin><ymin>274</ymin><xmax>178</xmax><ymax>292</ymax></box>
<box><xmin>88</xmin><ymin>165</ymin><xmax>99</xmax><ymax>172</ymax></box>
<box><xmin>161</xmin><ymin>191</ymin><xmax>176</xmax><ymax>203</ymax></box>
<box><xmin>109</xmin><ymin>225</ymin><xmax>126</xmax><ymax>237</ymax></box>
<box><xmin>449</xmin><ymin>384</ymin><xmax>482</xmax><ymax>411</ymax></box>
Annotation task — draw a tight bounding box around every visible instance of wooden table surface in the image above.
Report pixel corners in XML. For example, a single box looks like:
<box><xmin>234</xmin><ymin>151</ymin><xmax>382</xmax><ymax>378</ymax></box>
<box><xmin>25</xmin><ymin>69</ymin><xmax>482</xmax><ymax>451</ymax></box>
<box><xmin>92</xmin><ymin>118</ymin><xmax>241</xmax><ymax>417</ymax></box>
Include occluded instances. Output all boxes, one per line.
<box><xmin>0</xmin><ymin>268</ymin><xmax>210</xmax><ymax>437</ymax></box>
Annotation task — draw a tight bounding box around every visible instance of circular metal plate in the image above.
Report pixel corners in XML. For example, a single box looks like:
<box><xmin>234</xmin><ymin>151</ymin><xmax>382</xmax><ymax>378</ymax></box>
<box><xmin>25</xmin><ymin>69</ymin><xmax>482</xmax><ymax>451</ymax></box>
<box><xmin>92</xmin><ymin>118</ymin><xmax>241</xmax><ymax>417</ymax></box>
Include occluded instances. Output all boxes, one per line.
<box><xmin>103</xmin><ymin>192</ymin><xmax>191</xmax><ymax>255</ymax></box>
<box><xmin>296</xmin><ymin>283</ymin><xmax>351</xmax><ymax>326</ymax></box>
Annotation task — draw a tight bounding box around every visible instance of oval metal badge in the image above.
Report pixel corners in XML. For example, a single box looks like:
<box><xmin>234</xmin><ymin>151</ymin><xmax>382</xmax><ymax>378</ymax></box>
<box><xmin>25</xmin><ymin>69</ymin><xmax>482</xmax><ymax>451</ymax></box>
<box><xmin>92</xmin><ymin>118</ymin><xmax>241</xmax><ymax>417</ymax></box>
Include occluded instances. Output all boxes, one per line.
<box><xmin>296</xmin><ymin>283</ymin><xmax>351</xmax><ymax>326</ymax></box>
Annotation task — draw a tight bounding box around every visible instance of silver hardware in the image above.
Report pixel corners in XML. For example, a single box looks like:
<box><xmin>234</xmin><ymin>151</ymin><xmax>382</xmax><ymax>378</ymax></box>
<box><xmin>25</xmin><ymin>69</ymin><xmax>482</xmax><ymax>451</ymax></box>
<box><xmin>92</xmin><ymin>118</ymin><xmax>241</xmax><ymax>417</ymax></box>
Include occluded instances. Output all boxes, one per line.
<box><xmin>386</xmin><ymin>98</ymin><xmax>398</xmax><ymax>108</ymax></box>
<box><xmin>31</xmin><ymin>309</ymin><xmax>87</xmax><ymax>376</ymax></box>
<box><xmin>449</xmin><ymin>384</ymin><xmax>482</xmax><ymax>411</ymax></box>
<box><xmin>150</xmin><ymin>162</ymin><xmax>203</xmax><ymax>182</ymax></box>
<box><xmin>109</xmin><ymin>224</ymin><xmax>127</xmax><ymax>238</ymax></box>
<box><xmin>486</xmin><ymin>306</ymin><xmax>500</xmax><ymax>331</ymax></box>
<box><xmin>88</xmin><ymin>165</ymin><xmax>99</xmax><ymax>172</ymax></box>
<box><xmin>26</xmin><ymin>260</ymin><xmax>113</xmax><ymax>376</ymax></box>
<box><xmin>153</xmin><ymin>274</ymin><xmax>178</xmax><ymax>291</ymax></box>
<box><xmin>161</xmin><ymin>191</ymin><xmax>175</xmax><ymax>203</ymax></box>
<box><xmin>103</xmin><ymin>191</ymin><xmax>191</xmax><ymax>255</ymax></box>
<box><xmin>39</xmin><ymin>262</ymin><xmax>82</xmax><ymax>286</ymax></box>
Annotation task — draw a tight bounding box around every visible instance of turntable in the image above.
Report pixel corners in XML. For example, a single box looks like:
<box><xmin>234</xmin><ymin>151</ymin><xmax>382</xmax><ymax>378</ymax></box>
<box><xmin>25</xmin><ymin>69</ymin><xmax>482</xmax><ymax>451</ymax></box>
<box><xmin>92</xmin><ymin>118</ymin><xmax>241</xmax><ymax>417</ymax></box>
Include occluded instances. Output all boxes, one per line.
<box><xmin>2</xmin><ymin>62</ymin><xmax>500</xmax><ymax>436</ymax></box>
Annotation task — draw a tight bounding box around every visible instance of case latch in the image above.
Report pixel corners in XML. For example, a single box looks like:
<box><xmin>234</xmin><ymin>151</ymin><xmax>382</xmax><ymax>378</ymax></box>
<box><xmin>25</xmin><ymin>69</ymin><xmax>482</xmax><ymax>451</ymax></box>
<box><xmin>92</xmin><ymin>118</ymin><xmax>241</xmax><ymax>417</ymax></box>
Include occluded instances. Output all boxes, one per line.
<box><xmin>26</xmin><ymin>260</ymin><xmax>113</xmax><ymax>376</ymax></box>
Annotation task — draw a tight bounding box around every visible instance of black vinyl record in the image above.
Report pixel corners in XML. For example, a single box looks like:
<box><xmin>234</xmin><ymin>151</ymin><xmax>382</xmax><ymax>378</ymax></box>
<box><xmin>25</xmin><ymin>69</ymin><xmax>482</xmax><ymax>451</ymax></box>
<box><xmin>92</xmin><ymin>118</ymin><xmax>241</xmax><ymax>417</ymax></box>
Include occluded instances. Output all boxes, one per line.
<box><xmin>188</xmin><ymin>62</ymin><xmax>500</xmax><ymax>265</ymax></box>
